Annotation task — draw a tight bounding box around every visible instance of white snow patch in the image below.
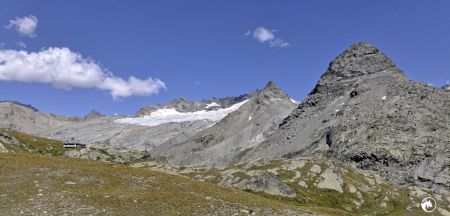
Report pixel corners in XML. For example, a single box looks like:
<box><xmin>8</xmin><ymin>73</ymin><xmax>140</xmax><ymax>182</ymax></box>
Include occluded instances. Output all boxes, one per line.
<box><xmin>335</xmin><ymin>109</ymin><xmax>340</xmax><ymax>112</ymax></box>
<box><xmin>250</xmin><ymin>133</ymin><xmax>265</xmax><ymax>147</ymax></box>
<box><xmin>290</xmin><ymin>98</ymin><xmax>299</xmax><ymax>104</ymax></box>
<box><xmin>115</xmin><ymin>100</ymin><xmax>248</xmax><ymax>127</ymax></box>
<box><xmin>205</xmin><ymin>102</ymin><xmax>221</xmax><ymax>109</ymax></box>
<box><xmin>382</xmin><ymin>96</ymin><xmax>387</xmax><ymax>100</ymax></box>
<box><xmin>248</xmin><ymin>116</ymin><xmax>252</xmax><ymax>121</ymax></box>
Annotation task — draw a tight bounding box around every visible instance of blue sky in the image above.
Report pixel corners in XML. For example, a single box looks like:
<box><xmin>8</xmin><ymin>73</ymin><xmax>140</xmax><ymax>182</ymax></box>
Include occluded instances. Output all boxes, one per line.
<box><xmin>1</xmin><ymin>1</ymin><xmax>449</xmax><ymax>116</ymax></box>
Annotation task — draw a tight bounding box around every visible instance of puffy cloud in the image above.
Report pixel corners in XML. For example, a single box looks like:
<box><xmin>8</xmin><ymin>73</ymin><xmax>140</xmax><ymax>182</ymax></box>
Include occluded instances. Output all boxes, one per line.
<box><xmin>5</xmin><ymin>15</ymin><xmax>38</xmax><ymax>38</ymax></box>
<box><xmin>249</xmin><ymin>26</ymin><xmax>289</xmax><ymax>48</ymax></box>
<box><xmin>0</xmin><ymin>47</ymin><xmax>166</xmax><ymax>100</ymax></box>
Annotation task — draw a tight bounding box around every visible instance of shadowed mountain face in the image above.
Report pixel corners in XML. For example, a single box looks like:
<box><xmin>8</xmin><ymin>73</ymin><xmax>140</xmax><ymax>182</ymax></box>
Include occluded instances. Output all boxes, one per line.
<box><xmin>246</xmin><ymin>42</ymin><xmax>450</xmax><ymax>189</ymax></box>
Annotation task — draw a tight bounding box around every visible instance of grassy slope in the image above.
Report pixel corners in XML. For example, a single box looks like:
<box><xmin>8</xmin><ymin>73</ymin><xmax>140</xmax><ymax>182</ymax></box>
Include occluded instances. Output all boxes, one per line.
<box><xmin>0</xmin><ymin>153</ymin><xmax>323</xmax><ymax>216</ymax></box>
<box><xmin>1</xmin><ymin>131</ymin><xmax>445</xmax><ymax>215</ymax></box>
<box><xmin>0</xmin><ymin>130</ymin><xmax>65</xmax><ymax>156</ymax></box>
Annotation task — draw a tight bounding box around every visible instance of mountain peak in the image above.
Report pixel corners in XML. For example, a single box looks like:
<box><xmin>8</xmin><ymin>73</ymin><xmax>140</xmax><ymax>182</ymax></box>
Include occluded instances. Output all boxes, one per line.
<box><xmin>262</xmin><ymin>81</ymin><xmax>283</xmax><ymax>92</ymax></box>
<box><xmin>348</xmin><ymin>41</ymin><xmax>378</xmax><ymax>51</ymax></box>
<box><xmin>0</xmin><ymin>100</ymin><xmax>39</xmax><ymax>112</ymax></box>
<box><xmin>171</xmin><ymin>96</ymin><xmax>190</xmax><ymax>103</ymax></box>
<box><xmin>265</xmin><ymin>80</ymin><xmax>277</xmax><ymax>88</ymax></box>
<box><xmin>253</xmin><ymin>81</ymin><xmax>290</xmax><ymax>103</ymax></box>
<box><xmin>261</xmin><ymin>80</ymin><xmax>281</xmax><ymax>92</ymax></box>
<box><xmin>309</xmin><ymin>42</ymin><xmax>404</xmax><ymax>96</ymax></box>
<box><xmin>85</xmin><ymin>110</ymin><xmax>104</xmax><ymax>120</ymax></box>
<box><xmin>325</xmin><ymin>42</ymin><xmax>399</xmax><ymax>79</ymax></box>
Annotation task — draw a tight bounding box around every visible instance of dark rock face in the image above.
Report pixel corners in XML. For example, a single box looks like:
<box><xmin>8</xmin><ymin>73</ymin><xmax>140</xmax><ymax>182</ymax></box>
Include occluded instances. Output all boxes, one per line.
<box><xmin>248</xmin><ymin>42</ymin><xmax>450</xmax><ymax>190</ymax></box>
<box><xmin>244</xmin><ymin>172</ymin><xmax>296</xmax><ymax>198</ymax></box>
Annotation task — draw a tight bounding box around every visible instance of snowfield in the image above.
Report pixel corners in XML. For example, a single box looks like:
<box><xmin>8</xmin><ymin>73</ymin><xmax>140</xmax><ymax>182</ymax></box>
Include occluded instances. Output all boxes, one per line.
<box><xmin>205</xmin><ymin>102</ymin><xmax>221</xmax><ymax>109</ymax></box>
<box><xmin>115</xmin><ymin>100</ymin><xmax>248</xmax><ymax>127</ymax></box>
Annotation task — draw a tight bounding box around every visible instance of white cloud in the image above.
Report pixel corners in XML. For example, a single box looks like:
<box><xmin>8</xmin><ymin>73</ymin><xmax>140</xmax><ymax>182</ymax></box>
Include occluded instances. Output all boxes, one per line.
<box><xmin>248</xmin><ymin>26</ymin><xmax>289</xmax><ymax>48</ymax></box>
<box><xmin>17</xmin><ymin>41</ymin><xmax>26</xmax><ymax>48</ymax></box>
<box><xmin>5</xmin><ymin>15</ymin><xmax>38</xmax><ymax>38</ymax></box>
<box><xmin>0</xmin><ymin>47</ymin><xmax>166</xmax><ymax>100</ymax></box>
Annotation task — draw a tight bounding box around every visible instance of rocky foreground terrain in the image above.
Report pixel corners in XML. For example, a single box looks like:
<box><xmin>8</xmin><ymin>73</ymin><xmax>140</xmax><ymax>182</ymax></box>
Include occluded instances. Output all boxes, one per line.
<box><xmin>0</xmin><ymin>153</ymin><xmax>326</xmax><ymax>216</ymax></box>
<box><xmin>0</xmin><ymin>42</ymin><xmax>449</xmax><ymax>215</ymax></box>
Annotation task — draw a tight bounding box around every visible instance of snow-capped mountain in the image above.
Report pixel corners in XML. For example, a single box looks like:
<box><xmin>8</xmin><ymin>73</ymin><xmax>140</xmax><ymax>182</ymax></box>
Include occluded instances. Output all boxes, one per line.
<box><xmin>133</xmin><ymin>94</ymin><xmax>249</xmax><ymax>117</ymax></box>
<box><xmin>115</xmin><ymin>99</ymin><xmax>249</xmax><ymax>127</ymax></box>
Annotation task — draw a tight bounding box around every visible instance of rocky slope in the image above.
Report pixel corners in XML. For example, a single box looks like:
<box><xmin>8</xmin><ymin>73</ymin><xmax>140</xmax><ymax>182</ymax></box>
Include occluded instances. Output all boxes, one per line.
<box><xmin>151</xmin><ymin>81</ymin><xmax>297</xmax><ymax>167</ymax></box>
<box><xmin>0</xmin><ymin>101</ymin><xmax>213</xmax><ymax>150</ymax></box>
<box><xmin>245</xmin><ymin>42</ymin><xmax>450</xmax><ymax>190</ymax></box>
<box><xmin>0</xmin><ymin>82</ymin><xmax>295</xmax><ymax>154</ymax></box>
<box><xmin>134</xmin><ymin>156</ymin><xmax>450</xmax><ymax>215</ymax></box>
<box><xmin>0</xmin><ymin>101</ymin><xmax>80</xmax><ymax>134</ymax></box>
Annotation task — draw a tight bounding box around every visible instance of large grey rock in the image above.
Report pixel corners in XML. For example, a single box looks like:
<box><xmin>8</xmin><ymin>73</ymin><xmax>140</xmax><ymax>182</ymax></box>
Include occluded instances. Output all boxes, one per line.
<box><xmin>244</xmin><ymin>172</ymin><xmax>296</xmax><ymax>198</ymax></box>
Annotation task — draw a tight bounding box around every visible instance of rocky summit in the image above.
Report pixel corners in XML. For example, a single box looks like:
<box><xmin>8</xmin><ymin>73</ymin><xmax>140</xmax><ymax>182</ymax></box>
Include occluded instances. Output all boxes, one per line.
<box><xmin>246</xmin><ymin>42</ymin><xmax>450</xmax><ymax>190</ymax></box>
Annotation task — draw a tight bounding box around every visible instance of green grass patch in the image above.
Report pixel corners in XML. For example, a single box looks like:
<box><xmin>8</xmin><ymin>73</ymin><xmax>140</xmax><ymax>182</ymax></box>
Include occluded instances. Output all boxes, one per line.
<box><xmin>3</xmin><ymin>130</ymin><xmax>64</xmax><ymax>156</ymax></box>
<box><xmin>0</xmin><ymin>153</ymin><xmax>319</xmax><ymax>215</ymax></box>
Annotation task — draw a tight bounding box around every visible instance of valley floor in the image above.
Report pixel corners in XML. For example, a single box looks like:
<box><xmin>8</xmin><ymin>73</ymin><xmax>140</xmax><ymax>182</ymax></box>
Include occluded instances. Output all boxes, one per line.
<box><xmin>0</xmin><ymin>153</ymin><xmax>341</xmax><ymax>216</ymax></box>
